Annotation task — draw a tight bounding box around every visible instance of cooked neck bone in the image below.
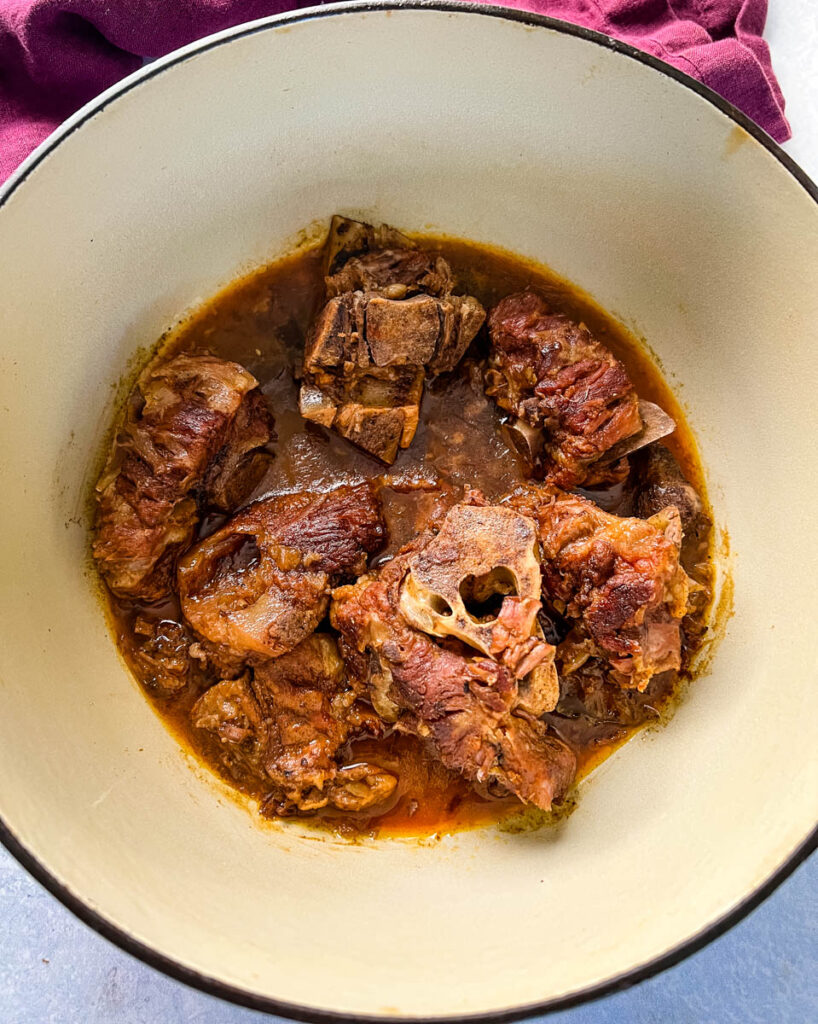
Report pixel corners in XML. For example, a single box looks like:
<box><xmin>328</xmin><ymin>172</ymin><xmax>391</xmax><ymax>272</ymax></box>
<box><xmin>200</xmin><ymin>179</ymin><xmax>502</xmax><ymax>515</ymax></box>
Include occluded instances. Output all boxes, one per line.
<box><xmin>93</xmin><ymin>353</ymin><xmax>274</xmax><ymax>600</ymax></box>
<box><xmin>323</xmin><ymin>215</ymin><xmax>415</xmax><ymax>276</ymax></box>
<box><xmin>300</xmin><ymin>289</ymin><xmax>485</xmax><ymax>463</ymax></box>
<box><xmin>300</xmin><ymin>218</ymin><xmax>486</xmax><ymax>464</ymax></box>
<box><xmin>486</xmin><ymin>291</ymin><xmax>646</xmax><ymax>487</ymax></box>
<box><xmin>331</xmin><ymin>537</ymin><xmax>573</xmax><ymax>810</ymax></box>
<box><xmin>506</xmin><ymin>485</ymin><xmax>693</xmax><ymax>690</ymax></box>
<box><xmin>326</xmin><ymin>249</ymin><xmax>455</xmax><ymax>299</ymax></box>
<box><xmin>399</xmin><ymin>503</ymin><xmax>542</xmax><ymax>658</ymax></box>
<box><xmin>177</xmin><ymin>483</ymin><xmax>385</xmax><ymax>661</ymax></box>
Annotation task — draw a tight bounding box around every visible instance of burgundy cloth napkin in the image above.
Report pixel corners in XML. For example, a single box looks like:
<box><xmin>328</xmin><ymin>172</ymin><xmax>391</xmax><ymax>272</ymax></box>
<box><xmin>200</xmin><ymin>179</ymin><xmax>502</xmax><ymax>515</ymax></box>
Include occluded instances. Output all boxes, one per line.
<box><xmin>0</xmin><ymin>0</ymin><xmax>789</xmax><ymax>184</ymax></box>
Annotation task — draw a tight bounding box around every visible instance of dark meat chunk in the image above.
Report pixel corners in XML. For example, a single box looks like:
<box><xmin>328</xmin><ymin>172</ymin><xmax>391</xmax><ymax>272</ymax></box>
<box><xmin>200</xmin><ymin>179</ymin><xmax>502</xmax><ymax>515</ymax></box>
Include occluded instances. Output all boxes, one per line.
<box><xmin>324</xmin><ymin>366</ymin><xmax>425</xmax><ymax>465</ymax></box>
<box><xmin>191</xmin><ymin>636</ymin><xmax>396</xmax><ymax>815</ymax></box>
<box><xmin>327</xmin><ymin>249</ymin><xmax>454</xmax><ymax>299</ymax></box>
<box><xmin>486</xmin><ymin>292</ymin><xmax>642</xmax><ymax>488</ymax></box>
<box><xmin>254</xmin><ymin>635</ymin><xmax>395</xmax><ymax>815</ymax></box>
<box><xmin>177</xmin><ymin>483</ymin><xmax>385</xmax><ymax>660</ymax></box>
<box><xmin>300</xmin><ymin>291</ymin><xmax>484</xmax><ymax>462</ymax></box>
<box><xmin>302</xmin><ymin>291</ymin><xmax>368</xmax><ymax>372</ymax></box>
<box><xmin>301</xmin><ymin>218</ymin><xmax>486</xmax><ymax>464</ymax></box>
<box><xmin>507</xmin><ymin>485</ymin><xmax>693</xmax><ymax>690</ymax></box>
<box><xmin>93</xmin><ymin>354</ymin><xmax>274</xmax><ymax>599</ymax></box>
<box><xmin>430</xmin><ymin>295</ymin><xmax>488</xmax><ymax>375</ymax></box>
<box><xmin>331</xmin><ymin>536</ymin><xmax>576</xmax><ymax>811</ymax></box>
<box><xmin>202</xmin><ymin>388</ymin><xmax>275</xmax><ymax>510</ymax></box>
<box><xmin>131</xmin><ymin>617</ymin><xmax>194</xmax><ymax>694</ymax></box>
<box><xmin>635</xmin><ymin>443</ymin><xmax>705</xmax><ymax>535</ymax></box>
<box><xmin>303</xmin><ymin>290</ymin><xmax>485</xmax><ymax>378</ymax></box>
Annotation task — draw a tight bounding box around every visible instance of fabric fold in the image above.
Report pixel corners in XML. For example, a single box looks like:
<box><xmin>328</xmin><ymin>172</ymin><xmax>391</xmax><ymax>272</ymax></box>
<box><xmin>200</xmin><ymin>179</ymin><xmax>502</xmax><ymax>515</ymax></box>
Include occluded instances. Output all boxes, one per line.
<box><xmin>0</xmin><ymin>0</ymin><xmax>789</xmax><ymax>184</ymax></box>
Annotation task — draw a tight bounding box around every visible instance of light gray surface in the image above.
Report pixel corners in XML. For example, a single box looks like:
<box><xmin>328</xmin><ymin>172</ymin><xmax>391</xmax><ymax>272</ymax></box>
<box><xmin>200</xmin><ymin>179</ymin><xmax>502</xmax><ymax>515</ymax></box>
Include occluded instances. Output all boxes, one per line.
<box><xmin>1</xmin><ymin>845</ymin><xmax>815</xmax><ymax>1024</ymax></box>
<box><xmin>2</xmin><ymin>2</ymin><xmax>816</xmax><ymax>1021</ymax></box>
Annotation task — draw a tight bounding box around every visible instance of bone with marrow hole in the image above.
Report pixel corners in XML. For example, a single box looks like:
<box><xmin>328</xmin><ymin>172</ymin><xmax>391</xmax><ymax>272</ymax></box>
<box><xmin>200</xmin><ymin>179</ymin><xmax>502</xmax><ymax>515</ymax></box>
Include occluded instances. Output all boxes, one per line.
<box><xmin>398</xmin><ymin>502</ymin><xmax>560</xmax><ymax>713</ymax></box>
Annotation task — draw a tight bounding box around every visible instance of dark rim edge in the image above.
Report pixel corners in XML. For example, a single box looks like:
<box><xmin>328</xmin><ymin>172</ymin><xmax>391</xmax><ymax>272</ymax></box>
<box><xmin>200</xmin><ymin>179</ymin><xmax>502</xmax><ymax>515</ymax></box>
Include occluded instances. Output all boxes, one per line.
<box><xmin>0</xmin><ymin>2</ymin><xmax>815</xmax><ymax>1021</ymax></box>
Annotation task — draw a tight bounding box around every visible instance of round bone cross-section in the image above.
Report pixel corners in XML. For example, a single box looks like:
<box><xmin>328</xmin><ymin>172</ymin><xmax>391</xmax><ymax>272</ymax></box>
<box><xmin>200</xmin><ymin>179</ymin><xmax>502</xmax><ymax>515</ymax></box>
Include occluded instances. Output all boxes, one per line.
<box><xmin>399</xmin><ymin>503</ymin><xmax>543</xmax><ymax>659</ymax></box>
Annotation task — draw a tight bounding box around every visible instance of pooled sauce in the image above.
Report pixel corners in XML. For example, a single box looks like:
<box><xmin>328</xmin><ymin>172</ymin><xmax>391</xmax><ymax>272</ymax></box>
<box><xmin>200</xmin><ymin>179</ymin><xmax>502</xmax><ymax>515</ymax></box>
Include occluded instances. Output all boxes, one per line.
<box><xmin>106</xmin><ymin>237</ymin><xmax>713</xmax><ymax>837</ymax></box>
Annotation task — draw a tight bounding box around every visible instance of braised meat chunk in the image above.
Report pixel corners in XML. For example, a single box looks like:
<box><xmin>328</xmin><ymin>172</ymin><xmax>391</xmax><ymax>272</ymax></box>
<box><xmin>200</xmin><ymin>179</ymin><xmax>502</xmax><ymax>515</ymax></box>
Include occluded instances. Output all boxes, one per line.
<box><xmin>202</xmin><ymin>388</ymin><xmax>275</xmax><ymax>511</ymax></box>
<box><xmin>325</xmin><ymin>215</ymin><xmax>453</xmax><ymax>298</ymax></box>
<box><xmin>130</xmin><ymin>617</ymin><xmax>195</xmax><ymax>695</ymax></box>
<box><xmin>300</xmin><ymin>290</ymin><xmax>485</xmax><ymax>462</ymax></box>
<box><xmin>508</xmin><ymin>486</ymin><xmax>693</xmax><ymax>690</ymax></box>
<box><xmin>177</xmin><ymin>483</ymin><xmax>385</xmax><ymax>661</ymax></box>
<box><xmin>300</xmin><ymin>218</ymin><xmax>486</xmax><ymax>463</ymax></box>
<box><xmin>331</xmin><ymin>504</ymin><xmax>576</xmax><ymax>810</ymax></box>
<box><xmin>254</xmin><ymin>635</ymin><xmax>395</xmax><ymax>815</ymax></box>
<box><xmin>327</xmin><ymin>249</ymin><xmax>454</xmax><ymax>299</ymax></box>
<box><xmin>191</xmin><ymin>635</ymin><xmax>396</xmax><ymax>814</ymax></box>
<box><xmin>323</xmin><ymin>215</ymin><xmax>414</xmax><ymax>276</ymax></box>
<box><xmin>93</xmin><ymin>353</ymin><xmax>274</xmax><ymax>599</ymax></box>
<box><xmin>191</xmin><ymin>674</ymin><xmax>264</xmax><ymax>779</ymax></box>
<box><xmin>486</xmin><ymin>292</ymin><xmax>642</xmax><ymax>487</ymax></box>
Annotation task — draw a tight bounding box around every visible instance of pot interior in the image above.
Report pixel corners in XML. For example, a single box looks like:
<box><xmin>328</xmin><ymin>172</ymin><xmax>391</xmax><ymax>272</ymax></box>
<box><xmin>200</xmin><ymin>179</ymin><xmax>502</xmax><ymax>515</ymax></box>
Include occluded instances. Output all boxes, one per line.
<box><xmin>0</xmin><ymin>7</ymin><xmax>816</xmax><ymax>1017</ymax></box>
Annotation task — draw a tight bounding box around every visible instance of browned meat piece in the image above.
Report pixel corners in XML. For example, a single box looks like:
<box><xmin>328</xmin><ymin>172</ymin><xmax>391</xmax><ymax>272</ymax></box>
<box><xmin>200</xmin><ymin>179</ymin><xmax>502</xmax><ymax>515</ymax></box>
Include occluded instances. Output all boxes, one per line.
<box><xmin>93</xmin><ymin>353</ymin><xmax>274</xmax><ymax>599</ymax></box>
<box><xmin>131</xmin><ymin>617</ymin><xmax>194</xmax><ymax>694</ymax></box>
<box><xmin>507</xmin><ymin>485</ymin><xmax>693</xmax><ymax>690</ymax></box>
<box><xmin>324</xmin><ymin>213</ymin><xmax>452</xmax><ymax>297</ymax></box>
<box><xmin>331</xmin><ymin>530</ymin><xmax>576</xmax><ymax>811</ymax></box>
<box><xmin>303</xmin><ymin>291</ymin><xmax>485</xmax><ymax>378</ymax></box>
<box><xmin>202</xmin><ymin>388</ymin><xmax>274</xmax><ymax>510</ymax></box>
<box><xmin>301</xmin><ymin>219</ymin><xmax>486</xmax><ymax>464</ymax></box>
<box><xmin>254</xmin><ymin>635</ymin><xmax>395</xmax><ymax>815</ymax></box>
<box><xmin>326</xmin><ymin>249</ymin><xmax>454</xmax><ymax>299</ymax></box>
<box><xmin>301</xmin><ymin>365</ymin><xmax>425</xmax><ymax>465</ymax></box>
<box><xmin>191</xmin><ymin>636</ymin><xmax>396</xmax><ymax>815</ymax></box>
<box><xmin>191</xmin><ymin>674</ymin><xmax>266</xmax><ymax>780</ymax></box>
<box><xmin>300</xmin><ymin>291</ymin><xmax>484</xmax><ymax>462</ymax></box>
<box><xmin>177</xmin><ymin>483</ymin><xmax>385</xmax><ymax>660</ymax></box>
<box><xmin>635</xmin><ymin>443</ymin><xmax>705</xmax><ymax>535</ymax></box>
<box><xmin>486</xmin><ymin>292</ymin><xmax>642</xmax><ymax>488</ymax></box>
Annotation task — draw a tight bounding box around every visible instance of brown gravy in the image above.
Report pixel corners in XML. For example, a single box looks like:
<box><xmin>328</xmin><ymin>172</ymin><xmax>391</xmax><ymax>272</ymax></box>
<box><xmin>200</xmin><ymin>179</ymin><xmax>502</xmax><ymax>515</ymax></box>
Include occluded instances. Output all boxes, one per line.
<box><xmin>104</xmin><ymin>236</ymin><xmax>713</xmax><ymax>838</ymax></box>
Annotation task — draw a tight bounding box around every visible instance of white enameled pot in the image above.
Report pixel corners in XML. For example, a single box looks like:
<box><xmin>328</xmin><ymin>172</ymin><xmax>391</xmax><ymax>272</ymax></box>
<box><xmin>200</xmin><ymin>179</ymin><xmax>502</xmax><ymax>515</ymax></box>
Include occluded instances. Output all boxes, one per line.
<box><xmin>0</xmin><ymin>4</ymin><xmax>816</xmax><ymax>1019</ymax></box>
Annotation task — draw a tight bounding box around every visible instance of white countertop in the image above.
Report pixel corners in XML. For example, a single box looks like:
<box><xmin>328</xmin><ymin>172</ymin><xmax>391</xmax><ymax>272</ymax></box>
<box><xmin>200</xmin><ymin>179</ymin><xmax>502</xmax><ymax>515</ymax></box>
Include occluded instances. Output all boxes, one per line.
<box><xmin>767</xmin><ymin>0</ymin><xmax>818</xmax><ymax>176</ymax></box>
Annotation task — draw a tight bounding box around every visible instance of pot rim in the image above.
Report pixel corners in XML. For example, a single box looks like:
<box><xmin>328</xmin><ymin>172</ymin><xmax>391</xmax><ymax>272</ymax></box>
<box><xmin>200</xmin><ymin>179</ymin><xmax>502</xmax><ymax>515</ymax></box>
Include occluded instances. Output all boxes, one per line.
<box><xmin>1</xmin><ymin>3</ymin><xmax>815</xmax><ymax>1020</ymax></box>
